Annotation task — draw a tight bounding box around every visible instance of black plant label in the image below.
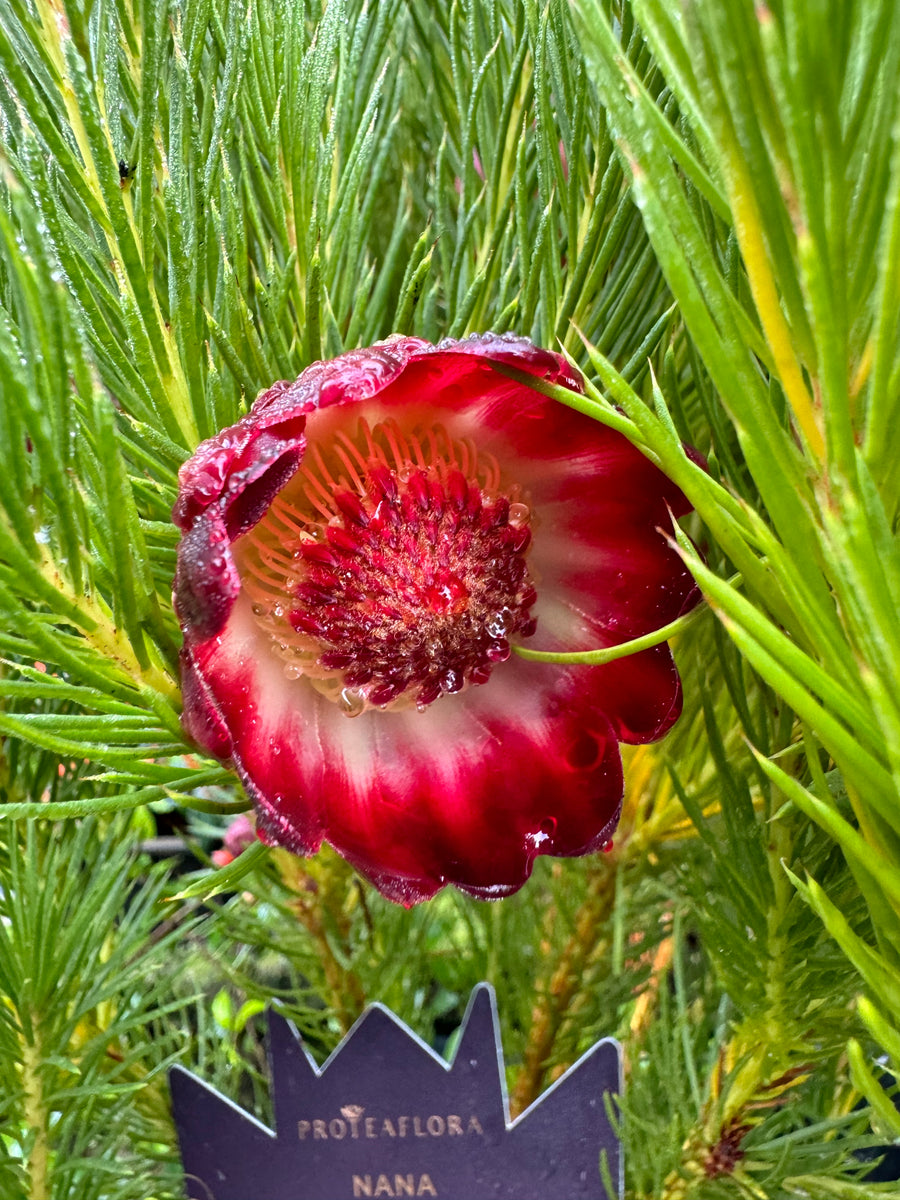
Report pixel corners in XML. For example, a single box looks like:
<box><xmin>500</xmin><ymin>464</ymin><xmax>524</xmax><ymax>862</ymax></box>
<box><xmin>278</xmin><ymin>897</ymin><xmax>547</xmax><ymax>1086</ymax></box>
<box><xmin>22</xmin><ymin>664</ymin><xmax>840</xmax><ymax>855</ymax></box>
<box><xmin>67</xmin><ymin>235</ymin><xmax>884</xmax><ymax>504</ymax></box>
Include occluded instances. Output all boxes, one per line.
<box><xmin>171</xmin><ymin>983</ymin><xmax>621</xmax><ymax>1199</ymax></box>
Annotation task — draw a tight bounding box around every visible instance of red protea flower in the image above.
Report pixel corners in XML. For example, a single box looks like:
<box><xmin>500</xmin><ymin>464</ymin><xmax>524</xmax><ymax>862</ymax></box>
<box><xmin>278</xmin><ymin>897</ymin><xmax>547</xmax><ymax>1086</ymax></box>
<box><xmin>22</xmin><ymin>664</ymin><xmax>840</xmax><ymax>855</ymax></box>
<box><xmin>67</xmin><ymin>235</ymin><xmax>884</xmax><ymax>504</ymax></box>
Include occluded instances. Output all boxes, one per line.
<box><xmin>173</xmin><ymin>334</ymin><xmax>697</xmax><ymax>904</ymax></box>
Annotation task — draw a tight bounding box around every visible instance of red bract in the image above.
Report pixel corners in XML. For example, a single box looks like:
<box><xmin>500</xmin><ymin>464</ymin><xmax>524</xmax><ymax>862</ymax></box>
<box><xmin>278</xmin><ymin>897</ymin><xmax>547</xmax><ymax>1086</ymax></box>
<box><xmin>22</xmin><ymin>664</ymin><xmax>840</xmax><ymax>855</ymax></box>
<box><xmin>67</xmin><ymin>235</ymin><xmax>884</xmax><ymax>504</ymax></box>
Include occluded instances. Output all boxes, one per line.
<box><xmin>174</xmin><ymin>334</ymin><xmax>697</xmax><ymax>904</ymax></box>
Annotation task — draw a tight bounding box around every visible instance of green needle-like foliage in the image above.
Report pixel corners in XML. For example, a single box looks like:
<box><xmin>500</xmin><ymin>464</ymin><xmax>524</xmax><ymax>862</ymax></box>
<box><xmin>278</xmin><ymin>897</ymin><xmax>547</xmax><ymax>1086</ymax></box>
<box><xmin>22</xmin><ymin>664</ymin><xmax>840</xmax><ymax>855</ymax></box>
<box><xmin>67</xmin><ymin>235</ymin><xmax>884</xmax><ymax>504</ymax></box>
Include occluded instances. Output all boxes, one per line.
<box><xmin>570</xmin><ymin>0</ymin><xmax>900</xmax><ymax>1142</ymax></box>
<box><xmin>0</xmin><ymin>806</ymin><xmax>196</xmax><ymax>1200</ymax></box>
<box><xmin>1</xmin><ymin>0</ymin><xmax>899</xmax><ymax>1196</ymax></box>
<box><xmin>0</xmin><ymin>0</ymin><xmax>671</xmax><ymax>802</ymax></box>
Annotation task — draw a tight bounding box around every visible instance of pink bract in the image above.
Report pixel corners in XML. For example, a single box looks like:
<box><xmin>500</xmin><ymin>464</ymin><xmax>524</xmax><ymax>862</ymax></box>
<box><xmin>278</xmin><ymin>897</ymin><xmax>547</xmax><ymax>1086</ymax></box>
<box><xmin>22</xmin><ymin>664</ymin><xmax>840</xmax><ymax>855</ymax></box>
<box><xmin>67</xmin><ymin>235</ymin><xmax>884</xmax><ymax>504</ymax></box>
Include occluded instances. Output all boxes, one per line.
<box><xmin>210</xmin><ymin>814</ymin><xmax>258</xmax><ymax>867</ymax></box>
<box><xmin>173</xmin><ymin>334</ymin><xmax>698</xmax><ymax>904</ymax></box>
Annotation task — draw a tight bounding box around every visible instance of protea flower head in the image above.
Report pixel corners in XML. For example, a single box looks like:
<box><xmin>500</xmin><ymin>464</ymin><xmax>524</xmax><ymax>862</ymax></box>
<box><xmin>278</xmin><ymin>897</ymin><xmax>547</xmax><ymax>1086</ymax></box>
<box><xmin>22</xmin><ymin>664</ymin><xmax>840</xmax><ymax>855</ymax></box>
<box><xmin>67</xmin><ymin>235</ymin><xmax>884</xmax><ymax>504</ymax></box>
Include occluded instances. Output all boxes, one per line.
<box><xmin>173</xmin><ymin>334</ymin><xmax>697</xmax><ymax>904</ymax></box>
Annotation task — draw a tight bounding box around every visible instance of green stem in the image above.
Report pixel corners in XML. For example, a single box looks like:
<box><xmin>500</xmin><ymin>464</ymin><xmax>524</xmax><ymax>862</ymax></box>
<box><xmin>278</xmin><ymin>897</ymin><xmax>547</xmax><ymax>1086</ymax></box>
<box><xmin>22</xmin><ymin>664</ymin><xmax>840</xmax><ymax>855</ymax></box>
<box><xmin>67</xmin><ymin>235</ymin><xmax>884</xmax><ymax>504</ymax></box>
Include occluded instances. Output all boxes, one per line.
<box><xmin>514</xmin><ymin>605</ymin><xmax>705</xmax><ymax>665</ymax></box>
<box><xmin>22</xmin><ymin>1023</ymin><xmax>49</xmax><ymax>1200</ymax></box>
<box><xmin>39</xmin><ymin>550</ymin><xmax>180</xmax><ymax>704</ymax></box>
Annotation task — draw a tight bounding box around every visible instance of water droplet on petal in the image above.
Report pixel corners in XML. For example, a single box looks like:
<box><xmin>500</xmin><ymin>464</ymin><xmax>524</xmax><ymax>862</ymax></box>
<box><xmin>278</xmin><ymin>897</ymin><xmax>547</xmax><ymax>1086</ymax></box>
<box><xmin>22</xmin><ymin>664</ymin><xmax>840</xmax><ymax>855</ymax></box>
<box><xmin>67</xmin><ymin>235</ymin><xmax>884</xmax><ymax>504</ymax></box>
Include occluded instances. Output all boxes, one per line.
<box><xmin>440</xmin><ymin>668</ymin><xmax>462</xmax><ymax>693</ymax></box>
<box><xmin>507</xmin><ymin>502</ymin><xmax>530</xmax><ymax>527</ymax></box>
<box><xmin>485</xmin><ymin>607</ymin><xmax>512</xmax><ymax>637</ymax></box>
<box><xmin>339</xmin><ymin>687</ymin><xmax>365</xmax><ymax>717</ymax></box>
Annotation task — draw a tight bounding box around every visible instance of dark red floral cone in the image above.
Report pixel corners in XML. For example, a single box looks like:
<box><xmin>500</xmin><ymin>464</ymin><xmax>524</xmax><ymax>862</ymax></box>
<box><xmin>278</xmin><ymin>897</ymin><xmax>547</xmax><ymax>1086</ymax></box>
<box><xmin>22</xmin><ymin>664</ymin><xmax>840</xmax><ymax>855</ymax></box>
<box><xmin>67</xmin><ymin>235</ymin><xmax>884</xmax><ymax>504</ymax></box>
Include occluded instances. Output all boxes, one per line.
<box><xmin>174</xmin><ymin>334</ymin><xmax>698</xmax><ymax>904</ymax></box>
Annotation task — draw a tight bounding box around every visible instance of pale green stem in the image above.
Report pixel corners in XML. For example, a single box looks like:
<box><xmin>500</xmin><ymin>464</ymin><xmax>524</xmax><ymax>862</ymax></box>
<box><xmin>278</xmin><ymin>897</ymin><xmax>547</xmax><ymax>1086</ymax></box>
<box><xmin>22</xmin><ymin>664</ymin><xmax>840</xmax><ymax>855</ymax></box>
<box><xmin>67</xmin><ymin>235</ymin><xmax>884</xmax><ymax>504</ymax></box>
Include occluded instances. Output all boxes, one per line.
<box><xmin>32</xmin><ymin>0</ymin><xmax>198</xmax><ymax>446</ymax></box>
<box><xmin>22</xmin><ymin>1025</ymin><xmax>49</xmax><ymax>1200</ymax></box>
<box><xmin>40</xmin><ymin>549</ymin><xmax>179</xmax><ymax>705</ymax></box>
<box><xmin>514</xmin><ymin>605</ymin><xmax>704</xmax><ymax>665</ymax></box>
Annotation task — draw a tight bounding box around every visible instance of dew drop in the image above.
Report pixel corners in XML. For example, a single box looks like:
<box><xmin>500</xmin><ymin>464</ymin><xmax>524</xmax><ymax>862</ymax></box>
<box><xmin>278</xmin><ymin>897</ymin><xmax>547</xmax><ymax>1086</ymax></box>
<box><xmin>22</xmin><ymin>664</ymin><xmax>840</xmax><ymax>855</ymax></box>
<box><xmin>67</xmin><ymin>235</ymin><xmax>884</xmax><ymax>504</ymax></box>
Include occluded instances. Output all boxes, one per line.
<box><xmin>440</xmin><ymin>668</ymin><xmax>462</xmax><ymax>693</ymax></box>
<box><xmin>485</xmin><ymin>607</ymin><xmax>512</xmax><ymax>637</ymax></box>
<box><xmin>507</xmin><ymin>502</ymin><xmax>530</xmax><ymax>527</ymax></box>
<box><xmin>339</xmin><ymin>687</ymin><xmax>365</xmax><ymax>717</ymax></box>
<box><xmin>602</xmin><ymin>839</ymin><xmax>614</xmax><ymax>853</ymax></box>
<box><xmin>251</xmin><ymin>603</ymin><xmax>268</xmax><ymax>617</ymax></box>
<box><xmin>486</xmin><ymin>638</ymin><xmax>510</xmax><ymax>663</ymax></box>
<box><xmin>283</xmin><ymin>663</ymin><xmax>303</xmax><ymax>679</ymax></box>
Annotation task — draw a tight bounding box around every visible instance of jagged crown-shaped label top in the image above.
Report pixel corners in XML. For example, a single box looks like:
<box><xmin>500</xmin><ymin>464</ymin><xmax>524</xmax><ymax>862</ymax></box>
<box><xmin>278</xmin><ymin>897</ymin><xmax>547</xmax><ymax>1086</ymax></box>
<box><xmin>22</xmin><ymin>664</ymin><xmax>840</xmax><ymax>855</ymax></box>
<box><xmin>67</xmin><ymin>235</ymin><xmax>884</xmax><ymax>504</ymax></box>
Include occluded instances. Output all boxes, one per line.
<box><xmin>170</xmin><ymin>983</ymin><xmax>621</xmax><ymax>1200</ymax></box>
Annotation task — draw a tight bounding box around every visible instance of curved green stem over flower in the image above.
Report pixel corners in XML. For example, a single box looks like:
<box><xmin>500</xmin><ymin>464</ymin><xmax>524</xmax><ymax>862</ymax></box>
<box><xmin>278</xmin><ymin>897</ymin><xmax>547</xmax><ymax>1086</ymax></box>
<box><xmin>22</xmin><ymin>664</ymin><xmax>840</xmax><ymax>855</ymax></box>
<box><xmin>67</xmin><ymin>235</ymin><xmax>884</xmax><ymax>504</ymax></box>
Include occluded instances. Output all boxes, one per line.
<box><xmin>514</xmin><ymin>605</ymin><xmax>704</xmax><ymax>665</ymax></box>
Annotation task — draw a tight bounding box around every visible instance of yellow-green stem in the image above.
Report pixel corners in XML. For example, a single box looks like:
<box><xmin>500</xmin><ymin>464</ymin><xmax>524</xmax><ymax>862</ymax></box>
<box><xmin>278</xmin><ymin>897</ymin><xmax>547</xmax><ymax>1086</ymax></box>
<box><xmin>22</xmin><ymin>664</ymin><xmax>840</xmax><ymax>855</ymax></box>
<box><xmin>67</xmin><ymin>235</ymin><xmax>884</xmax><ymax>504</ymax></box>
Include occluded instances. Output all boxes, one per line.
<box><xmin>510</xmin><ymin>861</ymin><xmax>617</xmax><ymax>1115</ymax></box>
<box><xmin>33</xmin><ymin>0</ymin><xmax>198</xmax><ymax>446</ymax></box>
<box><xmin>22</xmin><ymin>1024</ymin><xmax>49</xmax><ymax>1200</ymax></box>
<box><xmin>41</xmin><ymin>551</ymin><xmax>179</xmax><ymax>704</ymax></box>
<box><xmin>726</xmin><ymin>162</ymin><xmax>824</xmax><ymax>463</ymax></box>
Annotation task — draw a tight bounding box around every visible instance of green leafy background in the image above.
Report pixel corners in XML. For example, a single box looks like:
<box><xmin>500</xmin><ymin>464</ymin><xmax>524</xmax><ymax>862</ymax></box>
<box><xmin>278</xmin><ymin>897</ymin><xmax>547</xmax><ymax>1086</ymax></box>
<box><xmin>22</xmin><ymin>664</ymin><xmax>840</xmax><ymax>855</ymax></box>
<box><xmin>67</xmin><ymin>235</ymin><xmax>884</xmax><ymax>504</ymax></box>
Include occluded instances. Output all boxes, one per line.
<box><xmin>1</xmin><ymin>0</ymin><xmax>899</xmax><ymax>1196</ymax></box>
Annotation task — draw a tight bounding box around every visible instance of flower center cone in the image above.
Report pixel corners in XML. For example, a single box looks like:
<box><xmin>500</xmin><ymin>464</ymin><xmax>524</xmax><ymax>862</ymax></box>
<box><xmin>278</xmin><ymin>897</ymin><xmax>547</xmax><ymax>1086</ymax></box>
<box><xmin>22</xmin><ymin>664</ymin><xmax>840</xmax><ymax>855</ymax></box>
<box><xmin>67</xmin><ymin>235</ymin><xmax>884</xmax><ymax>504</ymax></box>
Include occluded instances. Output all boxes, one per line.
<box><xmin>235</xmin><ymin>418</ymin><xmax>538</xmax><ymax>716</ymax></box>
